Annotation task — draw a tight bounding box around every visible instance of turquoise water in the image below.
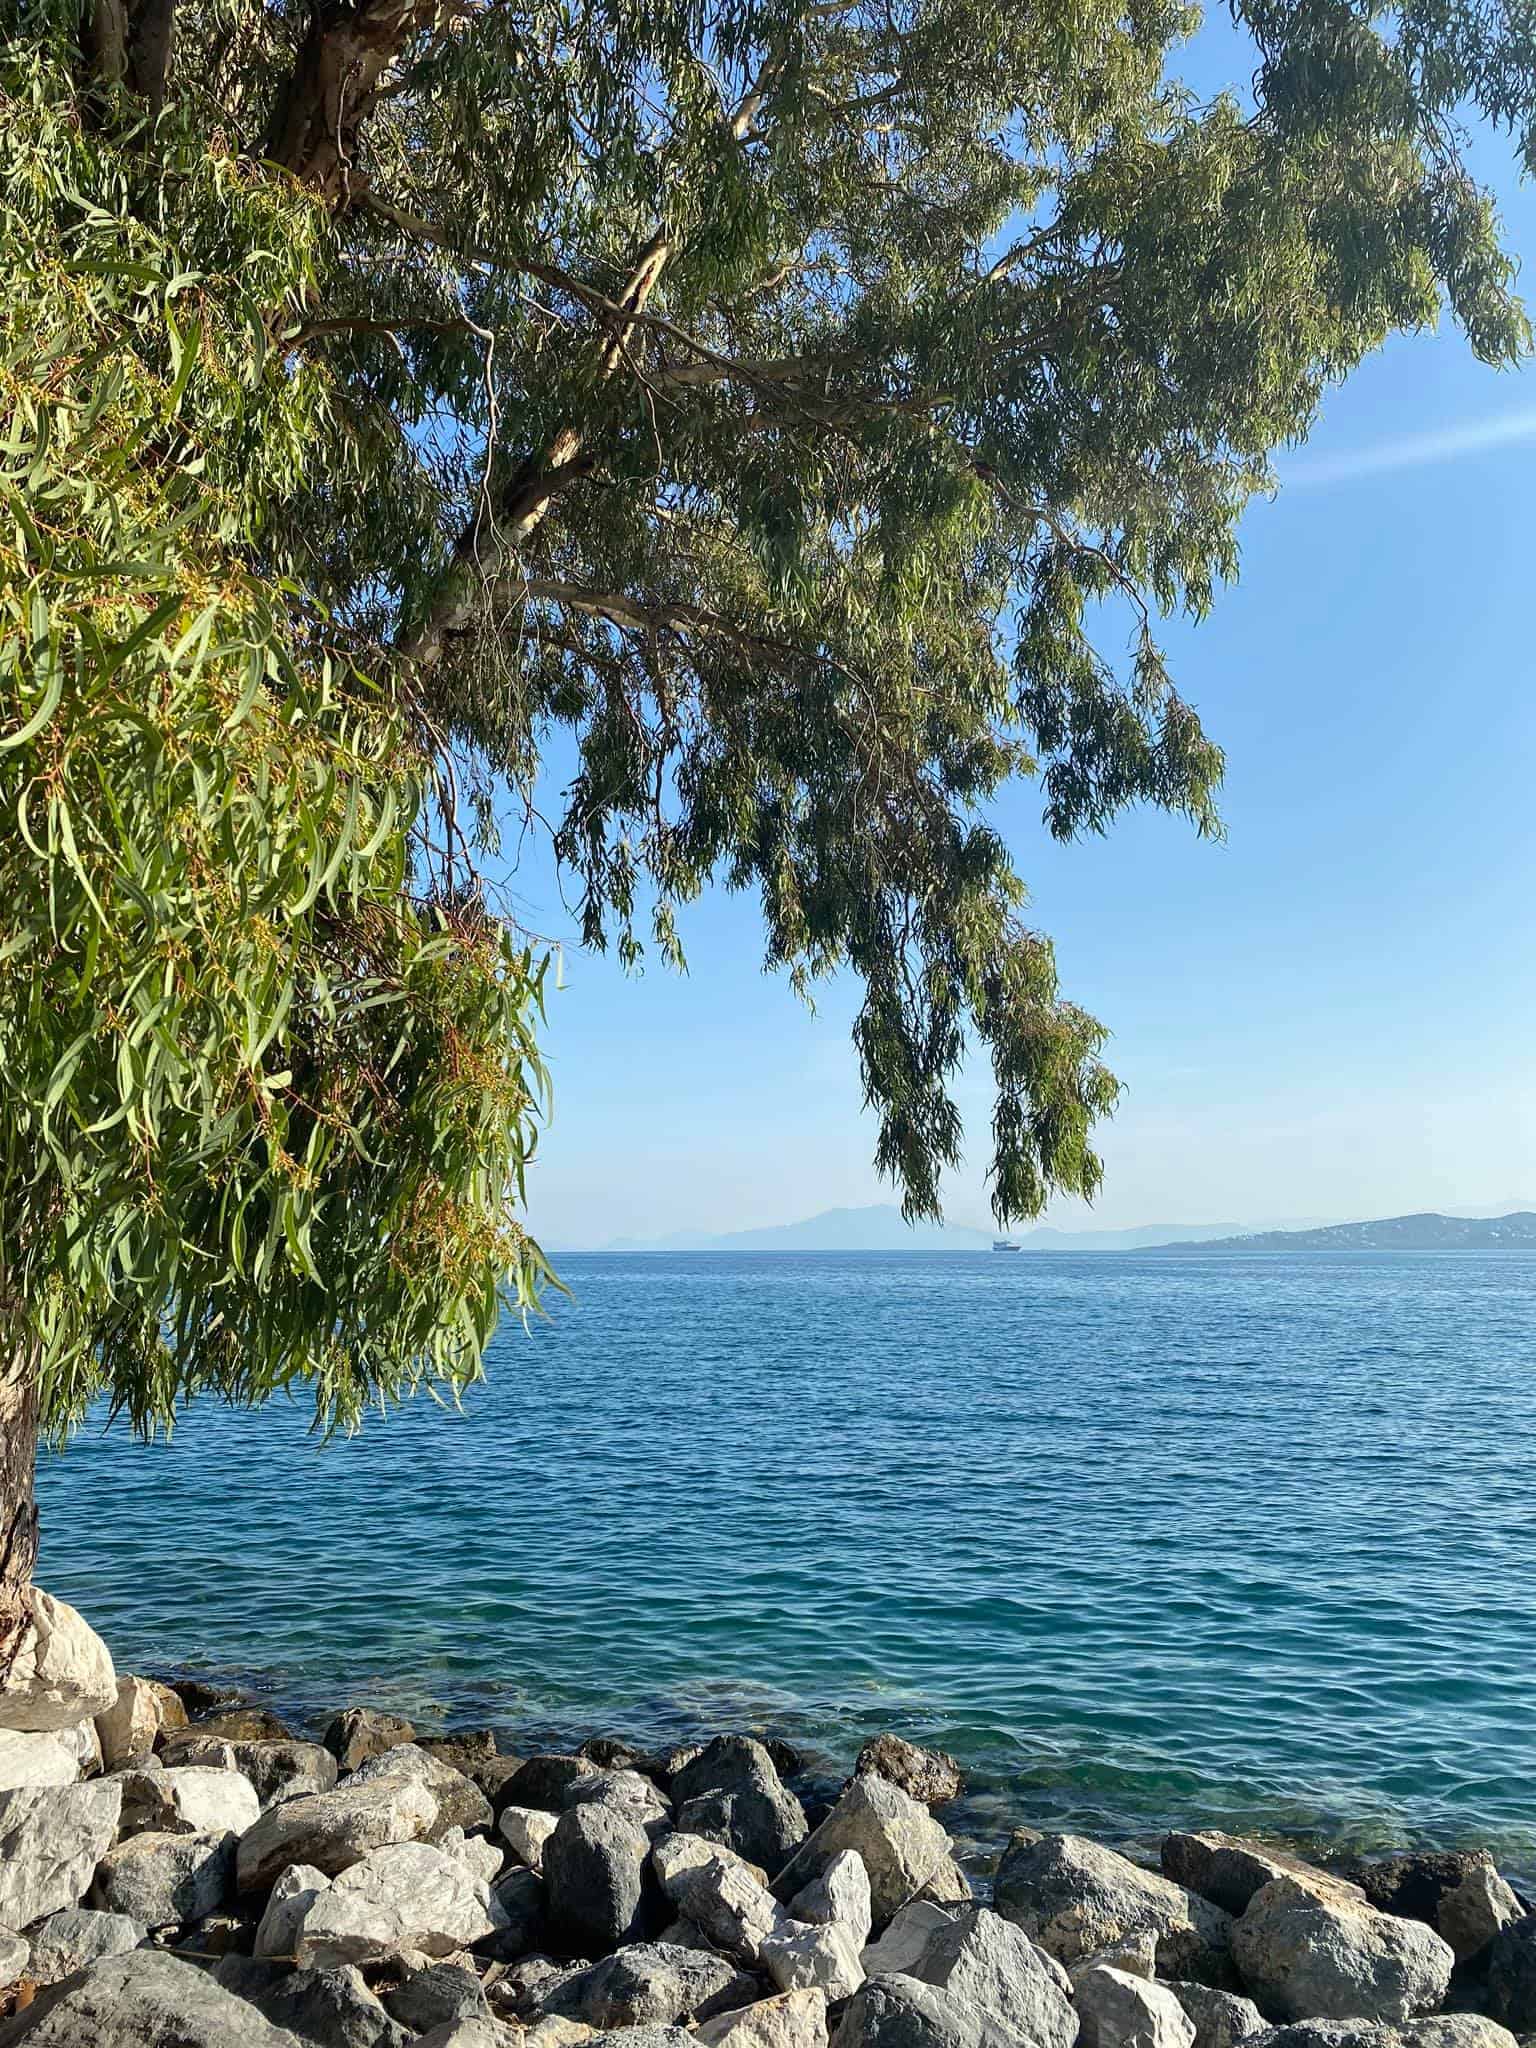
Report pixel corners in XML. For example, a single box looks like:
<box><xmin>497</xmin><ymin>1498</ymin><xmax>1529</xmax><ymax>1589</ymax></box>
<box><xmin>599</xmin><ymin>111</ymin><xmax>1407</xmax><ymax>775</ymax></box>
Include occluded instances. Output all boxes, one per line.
<box><xmin>34</xmin><ymin>1251</ymin><xmax>1536</xmax><ymax>1871</ymax></box>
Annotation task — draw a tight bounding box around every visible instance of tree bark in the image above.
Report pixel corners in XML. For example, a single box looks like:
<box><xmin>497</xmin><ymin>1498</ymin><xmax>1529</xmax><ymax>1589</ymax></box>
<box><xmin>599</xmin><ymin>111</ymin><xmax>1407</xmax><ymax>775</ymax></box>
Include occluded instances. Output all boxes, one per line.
<box><xmin>0</xmin><ymin>1340</ymin><xmax>38</xmax><ymax>1681</ymax></box>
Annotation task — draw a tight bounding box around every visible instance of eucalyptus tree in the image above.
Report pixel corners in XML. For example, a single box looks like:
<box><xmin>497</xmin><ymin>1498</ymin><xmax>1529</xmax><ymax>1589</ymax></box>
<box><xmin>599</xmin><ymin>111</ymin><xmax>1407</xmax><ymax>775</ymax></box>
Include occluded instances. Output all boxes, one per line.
<box><xmin>2</xmin><ymin>0</ymin><xmax>1533</xmax><ymax>1659</ymax></box>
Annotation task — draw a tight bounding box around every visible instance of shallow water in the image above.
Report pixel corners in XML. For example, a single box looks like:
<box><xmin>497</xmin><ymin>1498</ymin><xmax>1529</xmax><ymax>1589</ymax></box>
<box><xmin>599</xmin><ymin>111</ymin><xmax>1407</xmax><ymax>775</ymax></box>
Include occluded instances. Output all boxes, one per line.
<box><xmin>36</xmin><ymin>1251</ymin><xmax>1536</xmax><ymax>1873</ymax></box>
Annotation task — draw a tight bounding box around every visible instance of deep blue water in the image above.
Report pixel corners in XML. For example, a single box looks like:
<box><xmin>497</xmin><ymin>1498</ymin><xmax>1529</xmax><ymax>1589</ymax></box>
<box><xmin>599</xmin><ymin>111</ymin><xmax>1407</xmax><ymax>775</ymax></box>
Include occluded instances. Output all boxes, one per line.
<box><xmin>34</xmin><ymin>1251</ymin><xmax>1536</xmax><ymax>1872</ymax></box>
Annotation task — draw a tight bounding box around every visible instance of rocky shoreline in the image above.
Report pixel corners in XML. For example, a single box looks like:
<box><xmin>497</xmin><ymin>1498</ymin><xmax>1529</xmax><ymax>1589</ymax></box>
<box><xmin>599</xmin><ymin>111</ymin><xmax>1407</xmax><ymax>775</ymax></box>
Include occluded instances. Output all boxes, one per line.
<box><xmin>3</xmin><ymin>1595</ymin><xmax>1536</xmax><ymax>2048</ymax></box>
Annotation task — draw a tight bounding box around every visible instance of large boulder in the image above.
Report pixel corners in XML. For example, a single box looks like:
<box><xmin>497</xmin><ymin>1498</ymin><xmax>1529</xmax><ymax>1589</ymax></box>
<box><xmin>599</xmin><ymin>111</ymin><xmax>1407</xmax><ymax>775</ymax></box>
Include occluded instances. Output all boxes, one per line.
<box><xmin>0</xmin><ymin>1593</ymin><xmax>116</xmax><ymax>1736</ymax></box>
<box><xmin>0</xmin><ymin>1949</ymin><xmax>304</xmax><ymax>2046</ymax></box>
<box><xmin>324</xmin><ymin>1708</ymin><xmax>418</xmax><ymax>1774</ymax></box>
<box><xmin>0</xmin><ymin>1779</ymin><xmax>123</xmax><ymax>1926</ymax></box>
<box><xmin>761</xmin><ymin>1919</ymin><xmax>866</xmax><ymax>2001</ymax></box>
<box><xmin>0</xmin><ymin>1730</ymin><xmax>78</xmax><ymax>1791</ymax></box>
<box><xmin>548</xmin><ymin>1942</ymin><xmax>750</xmax><ymax>2029</ymax></box>
<box><xmin>118</xmin><ymin>1762</ymin><xmax>261</xmax><ymax>1837</ymax></box>
<box><xmin>699</xmin><ymin>1989</ymin><xmax>830</xmax><ymax>2048</ymax></box>
<box><xmin>1435</xmin><ymin>1867</ymin><xmax>1521</xmax><ymax>1965</ymax></box>
<box><xmin>1167</xmin><ymin>1982</ymin><xmax>1266</xmax><ymax>2048</ymax></box>
<box><xmin>25</xmin><ymin>1906</ymin><xmax>145</xmax><ymax>1984</ymax></box>
<box><xmin>673</xmin><ymin>1739</ymin><xmax>807</xmax><ymax>1875</ymax></box>
<box><xmin>776</xmin><ymin>1776</ymin><xmax>955</xmax><ymax>1929</ymax></box>
<box><xmin>236</xmin><ymin>1740</ymin><xmax>341</xmax><ymax>1809</ymax></box>
<box><xmin>236</xmin><ymin>1763</ymin><xmax>439</xmax><ymax>1890</ymax></box>
<box><xmin>256</xmin><ymin>1862</ymin><xmax>331</xmax><ymax>1958</ymax></box>
<box><xmin>1329</xmin><ymin>1855</ymin><xmax>1523</xmax><ymax>1970</ymax></box>
<box><xmin>385</xmin><ymin>1962</ymin><xmax>495</xmax><ymax>2034</ymax></box>
<box><xmin>854</xmin><ymin>1739</ymin><xmax>963</xmax><ymax>1812</ymax></box>
<box><xmin>790</xmin><ymin>1850</ymin><xmax>874</xmax><ymax>1951</ymax></box>
<box><xmin>830</xmin><ymin>1972</ymin><xmax>982</xmax><ymax>2048</ymax></box>
<box><xmin>349</xmin><ymin>1743</ymin><xmax>492</xmax><ymax>1835</ymax></box>
<box><xmin>900</xmin><ymin>1905</ymin><xmax>1077</xmax><ymax>2048</ymax></box>
<box><xmin>1232</xmin><ymin>1876</ymin><xmax>1454</xmax><ymax>2022</ymax></box>
<box><xmin>92</xmin><ymin>1828</ymin><xmax>237</xmax><ymax>1925</ymax></box>
<box><xmin>1164</xmin><ymin>1837</ymin><xmax>1339</xmax><ymax>1919</ymax></box>
<box><xmin>994</xmin><ymin>1832</ymin><xmax>1233</xmax><ymax>1983</ymax></box>
<box><xmin>1249</xmin><ymin>2021</ymin><xmax>1517</xmax><ymax>2048</ymax></box>
<box><xmin>291</xmin><ymin>1839</ymin><xmax>509</xmax><ymax>1968</ymax></box>
<box><xmin>547</xmin><ymin>1799</ymin><xmax>655</xmax><ymax>1950</ymax></box>
<box><xmin>508</xmin><ymin>1754</ymin><xmax>606</xmax><ymax>1812</ymax></box>
<box><xmin>1075</xmin><ymin>1965</ymin><xmax>1198</xmax><ymax>2048</ymax></box>
<box><xmin>652</xmin><ymin>1833</ymin><xmax>788</xmax><ymax>1961</ymax></box>
<box><xmin>1465</xmin><ymin>1914</ymin><xmax>1536</xmax><ymax>2027</ymax></box>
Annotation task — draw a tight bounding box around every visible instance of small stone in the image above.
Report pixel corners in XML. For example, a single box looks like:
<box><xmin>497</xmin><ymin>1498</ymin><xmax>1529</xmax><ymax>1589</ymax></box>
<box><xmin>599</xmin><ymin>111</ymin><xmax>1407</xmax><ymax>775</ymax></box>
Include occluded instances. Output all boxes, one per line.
<box><xmin>698</xmin><ymin>1989</ymin><xmax>830</xmax><ymax>2048</ymax></box>
<box><xmin>0</xmin><ymin>1592</ymin><xmax>117</xmax><ymax>1736</ymax></box>
<box><xmin>790</xmin><ymin>1848</ymin><xmax>874</xmax><ymax>1950</ymax></box>
<box><xmin>0</xmin><ymin>1948</ymin><xmax>303</xmax><ymax>2045</ymax></box>
<box><xmin>385</xmin><ymin>1961</ymin><xmax>493</xmax><ymax>2033</ymax></box>
<box><xmin>652</xmin><ymin>1833</ymin><xmax>788</xmax><ymax>1962</ymax></box>
<box><xmin>255</xmin><ymin>1863</ymin><xmax>331</xmax><ymax>1958</ymax></box>
<box><xmin>158</xmin><ymin>1732</ymin><xmax>241</xmax><ymax>1772</ymax></box>
<box><xmin>92</xmin><ymin>1827</ymin><xmax>236</xmax><ymax>1925</ymax></box>
<box><xmin>502</xmin><ymin>1803</ymin><xmax>560</xmax><ymax>1870</ymax></box>
<box><xmin>993</xmin><ymin>1830</ymin><xmax>1234</xmax><ymax>1982</ymax></box>
<box><xmin>413</xmin><ymin>2021</ymin><xmax>508</xmax><ymax>2048</ymax></box>
<box><xmin>1165</xmin><ymin>1983</ymin><xmax>1265</xmax><ymax>2048</ymax></box>
<box><xmin>0</xmin><ymin>1780</ymin><xmax>123</xmax><ymax>1927</ymax></box>
<box><xmin>324</xmin><ymin>1708</ymin><xmax>419</xmax><ymax>1774</ymax></box>
<box><xmin>526</xmin><ymin>2022</ymin><xmax>597</xmax><ymax>2048</ymax></box>
<box><xmin>95</xmin><ymin>1676</ymin><xmax>167</xmax><ymax>1770</ymax></box>
<box><xmin>854</xmin><ymin>1738</ymin><xmax>963</xmax><ymax>1811</ymax></box>
<box><xmin>775</xmin><ymin>1776</ymin><xmax>953</xmax><ymax>1931</ymax></box>
<box><xmin>1232</xmin><ymin>1875</ymin><xmax>1454</xmax><ymax>2022</ymax></box>
<box><xmin>546</xmin><ymin>1799</ymin><xmax>654</xmax><ymax>1950</ymax></box>
<box><xmin>1075</xmin><ymin>1966</ymin><xmax>1198</xmax><ymax>2048</ymax></box>
<box><xmin>24</xmin><ymin>1907</ymin><xmax>146</xmax><ymax>1985</ymax></box>
<box><xmin>0</xmin><ymin>1730</ymin><xmax>79</xmax><ymax>1791</ymax></box>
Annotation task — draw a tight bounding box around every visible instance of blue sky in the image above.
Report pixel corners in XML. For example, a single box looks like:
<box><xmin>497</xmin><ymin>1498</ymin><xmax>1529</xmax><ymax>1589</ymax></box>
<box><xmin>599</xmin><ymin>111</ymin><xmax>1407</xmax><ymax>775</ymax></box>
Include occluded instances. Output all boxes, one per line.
<box><xmin>500</xmin><ymin>24</ymin><xmax>1536</xmax><ymax>1248</ymax></box>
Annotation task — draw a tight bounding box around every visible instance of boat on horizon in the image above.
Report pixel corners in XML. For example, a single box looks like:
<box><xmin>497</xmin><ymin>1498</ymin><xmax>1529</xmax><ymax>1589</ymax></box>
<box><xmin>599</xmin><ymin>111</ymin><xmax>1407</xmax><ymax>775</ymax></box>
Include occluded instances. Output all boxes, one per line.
<box><xmin>992</xmin><ymin>1238</ymin><xmax>1022</xmax><ymax>1252</ymax></box>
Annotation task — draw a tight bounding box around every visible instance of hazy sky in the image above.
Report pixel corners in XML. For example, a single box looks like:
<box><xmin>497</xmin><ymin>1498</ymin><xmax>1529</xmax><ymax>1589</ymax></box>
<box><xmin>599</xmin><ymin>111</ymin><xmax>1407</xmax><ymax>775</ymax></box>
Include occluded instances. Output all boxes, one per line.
<box><xmin>498</xmin><ymin>24</ymin><xmax>1536</xmax><ymax>1247</ymax></box>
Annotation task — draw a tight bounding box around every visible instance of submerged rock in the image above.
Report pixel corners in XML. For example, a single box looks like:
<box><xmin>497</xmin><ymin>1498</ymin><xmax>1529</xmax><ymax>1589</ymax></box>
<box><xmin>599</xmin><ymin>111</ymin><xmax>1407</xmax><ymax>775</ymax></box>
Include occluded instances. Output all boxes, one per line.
<box><xmin>854</xmin><ymin>1738</ymin><xmax>963</xmax><ymax>1812</ymax></box>
<box><xmin>324</xmin><ymin>1708</ymin><xmax>418</xmax><ymax>1774</ymax></box>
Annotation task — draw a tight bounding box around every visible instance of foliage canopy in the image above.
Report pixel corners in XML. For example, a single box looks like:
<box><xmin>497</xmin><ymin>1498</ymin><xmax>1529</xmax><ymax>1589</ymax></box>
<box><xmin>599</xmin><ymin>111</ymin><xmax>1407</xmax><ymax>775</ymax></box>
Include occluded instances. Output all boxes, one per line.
<box><xmin>3</xmin><ymin>0</ymin><xmax>1534</xmax><ymax>1432</ymax></box>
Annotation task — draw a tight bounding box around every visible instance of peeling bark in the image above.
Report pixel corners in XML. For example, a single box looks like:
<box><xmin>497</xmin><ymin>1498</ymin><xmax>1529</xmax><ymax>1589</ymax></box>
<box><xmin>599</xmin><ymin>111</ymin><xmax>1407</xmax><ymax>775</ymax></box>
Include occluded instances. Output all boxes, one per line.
<box><xmin>267</xmin><ymin>0</ymin><xmax>440</xmax><ymax>203</ymax></box>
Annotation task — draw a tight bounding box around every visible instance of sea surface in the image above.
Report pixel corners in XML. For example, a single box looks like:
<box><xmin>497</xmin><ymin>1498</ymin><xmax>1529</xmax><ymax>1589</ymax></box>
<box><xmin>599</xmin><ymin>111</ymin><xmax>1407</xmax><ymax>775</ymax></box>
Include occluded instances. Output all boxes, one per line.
<box><xmin>35</xmin><ymin>1251</ymin><xmax>1536</xmax><ymax>1875</ymax></box>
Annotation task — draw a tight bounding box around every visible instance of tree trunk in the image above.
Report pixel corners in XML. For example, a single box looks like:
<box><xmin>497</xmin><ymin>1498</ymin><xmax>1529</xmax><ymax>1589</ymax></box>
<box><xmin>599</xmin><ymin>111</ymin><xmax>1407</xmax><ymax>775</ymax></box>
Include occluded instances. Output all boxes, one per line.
<box><xmin>0</xmin><ymin>1343</ymin><xmax>38</xmax><ymax>1679</ymax></box>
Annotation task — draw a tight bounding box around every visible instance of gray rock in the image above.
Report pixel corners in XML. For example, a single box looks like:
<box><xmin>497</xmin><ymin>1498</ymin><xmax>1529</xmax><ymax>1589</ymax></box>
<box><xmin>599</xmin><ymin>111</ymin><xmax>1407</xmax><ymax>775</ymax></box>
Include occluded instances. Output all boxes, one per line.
<box><xmin>508</xmin><ymin>1754</ymin><xmax>605</xmax><ymax>1812</ymax></box>
<box><xmin>1167</xmin><ymin>1980</ymin><xmax>1266</xmax><ymax>2048</ymax></box>
<box><xmin>158</xmin><ymin>1731</ymin><xmax>242</xmax><ymax>1772</ymax></box>
<box><xmin>243</xmin><ymin>1962</ymin><xmax>413</xmax><ymax>2048</ymax></box>
<box><xmin>236</xmin><ymin>1767</ymin><xmax>438</xmax><ymax>1891</ymax></box>
<box><xmin>776</xmin><ymin>1777</ymin><xmax>953</xmax><ymax>1930</ymax></box>
<box><xmin>673</xmin><ymin>1740</ymin><xmax>806</xmax><ymax>1875</ymax></box>
<box><xmin>1250</xmin><ymin>2021</ymin><xmax>1518</xmax><ymax>2048</ymax></box>
<box><xmin>698</xmin><ymin>1989</ymin><xmax>830</xmax><ymax>2048</ymax></box>
<box><xmin>414</xmin><ymin>2022</ymin><xmax>506</xmax><ymax>2048</ymax></box>
<box><xmin>233</xmin><ymin>1741</ymin><xmax>341</xmax><ymax>1810</ymax></box>
<box><xmin>1465</xmin><ymin>1914</ymin><xmax>1536</xmax><ymax>2027</ymax></box>
<box><xmin>479</xmin><ymin>1864</ymin><xmax>547</xmax><ymax>1960</ymax></box>
<box><xmin>831</xmin><ymin>1973</ymin><xmax>982</xmax><ymax>2048</ymax></box>
<box><xmin>1163</xmin><ymin>1836</ymin><xmax>1338</xmax><ymax>1919</ymax></box>
<box><xmin>861</xmin><ymin>1902</ymin><xmax>968</xmax><ymax>1978</ymax></box>
<box><xmin>0</xmin><ymin>1948</ymin><xmax>304</xmax><ymax>2045</ymax></box>
<box><xmin>385</xmin><ymin>1961</ymin><xmax>493</xmax><ymax>2032</ymax></box>
<box><xmin>503</xmin><ymin>1804</ymin><xmax>561</xmax><ymax>1870</ymax></box>
<box><xmin>1075</xmin><ymin>1965</ymin><xmax>1197</xmax><ymax>2048</ymax></box>
<box><xmin>583</xmin><ymin>2031</ymin><xmax>696</xmax><ymax>2048</ymax></box>
<box><xmin>0</xmin><ymin>1930</ymin><xmax>26</xmax><ymax>1989</ymax></box>
<box><xmin>549</xmin><ymin>1942</ymin><xmax>750</xmax><ymax>2028</ymax></box>
<box><xmin>0</xmin><ymin>1592</ymin><xmax>116</xmax><ymax>1736</ymax></box>
<box><xmin>436</xmin><ymin>1823</ymin><xmax>504</xmax><ymax>1888</ymax></box>
<box><xmin>1436</xmin><ymin>1866</ymin><xmax>1521</xmax><ymax>1963</ymax></box>
<box><xmin>292</xmin><ymin>1839</ymin><xmax>508</xmax><ymax>1968</ymax></box>
<box><xmin>791</xmin><ymin>1850</ymin><xmax>874</xmax><ymax>1951</ymax></box>
<box><xmin>1232</xmin><ymin>1876</ymin><xmax>1454</xmax><ymax>2022</ymax></box>
<box><xmin>92</xmin><ymin>1827</ymin><xmax>236</xmax><ymax>1924</ymax></box>
<box><xmin>0</xmin><ymin>1730</ymin><xmax>79</xmax><ymax>1791</ymax></box>
<box><xmin>25</xmin><ymin>1906</ymin><xmax>146</xmax><ymax>1984</ymax></box>
<box><xmin>192</xmin><ymin>1706</ymin><xmax>294</xmax><ymax>1742</ymax></box>
<box><xmin>324</xmin><ymin>1709</ymin><xmax>418</xmax><ymax>1774</ymax></box>
<box><xmin>1340</xmin><ymin>1858</ymin><xmax>1505</xmax><ymax>1931</ymax></box>
<box><xmin>1074</xmin><ymin>1933</ymin><xmax>1158</xmax><ymax>1980</ymax></box>
<box><xmin>174</xmin><ymin>1910</ymin><xmax>253</xmax><ymax>1959</ymax></box>
<box><xmin>902</xmin><ymin>1905</ymin><xmax>1077</xmax><ymax>2048</ymax></box>
<box><xmin>854</xmin><ymin>1739</ymin><xmax>963</xmax><ymax>1811</ymax></box>
<box><xmin>256</xmin><ymin>1863</ymin><xmax>331</xmax><ymax>1958</ymax></box>
<box><xmin>762</xmin><ymin>1921</ymin><xmax>866</xmax><ymax>2001</ymax></box>
<box><xmin>572</xmin><ymin>1770</ymin><xmax>673</xmax><ymax>1835</ymax></box>
<box><xmin>994</xmin><ymin>1831</ymin><xmax>1233</xmax><ymax>1982</ymax></box>
<box><xmin>652</xmin><ymin>1833</ymin><xmax>788</xmax><ymax>1961</ymax></box>
<box><xmin>546</xmin><ymin>1799</ymin><xmax>654</xmax><ymax>1950</ymax></box>
<box><xmin>350</xmin><ymin>1744</ymin><xmax>492</xmax><ymax>1836</ymax></box>
<box><xmin>0</xmin><ymin>1780</ymin><xmax>123</xmax><ymax>1926</ymax></box>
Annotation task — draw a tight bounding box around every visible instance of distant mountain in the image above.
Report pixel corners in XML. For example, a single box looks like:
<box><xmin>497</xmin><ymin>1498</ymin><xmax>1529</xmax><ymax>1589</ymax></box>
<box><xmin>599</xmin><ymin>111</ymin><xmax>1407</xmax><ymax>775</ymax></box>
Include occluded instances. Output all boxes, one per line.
<box><xmin>1147</xmin><ymin>1210</ymin><xmax>1536</xmax><ymax>1253</ymax></box>
<box><xmin>595</xmin><ymin>1205</ymin><xmax>1265</xmax><ymax>1253</ymax></box>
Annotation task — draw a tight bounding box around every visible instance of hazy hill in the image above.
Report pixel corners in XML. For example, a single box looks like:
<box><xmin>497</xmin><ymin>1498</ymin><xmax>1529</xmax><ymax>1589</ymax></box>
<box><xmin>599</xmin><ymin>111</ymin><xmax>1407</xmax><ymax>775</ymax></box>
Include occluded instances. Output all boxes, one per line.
<box><xmin>596</xmin><ymin>1205</ymin><xmax>1257</xmax><ymax>1253</ymax></box>
<box><xmin>1148</xmin><ymin>1211</ymin><xmax>1536</xmax><ymax>1253</ymax></box>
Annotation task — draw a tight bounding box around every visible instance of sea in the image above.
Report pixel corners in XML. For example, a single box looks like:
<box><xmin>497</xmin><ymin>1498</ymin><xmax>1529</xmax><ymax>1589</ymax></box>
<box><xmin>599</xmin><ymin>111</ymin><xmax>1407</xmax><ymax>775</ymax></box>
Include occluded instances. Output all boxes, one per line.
<box><xmin>34</xmin><ymin>1250</ymin><xmax>1536</xmax><ymax>1877</ymax></box>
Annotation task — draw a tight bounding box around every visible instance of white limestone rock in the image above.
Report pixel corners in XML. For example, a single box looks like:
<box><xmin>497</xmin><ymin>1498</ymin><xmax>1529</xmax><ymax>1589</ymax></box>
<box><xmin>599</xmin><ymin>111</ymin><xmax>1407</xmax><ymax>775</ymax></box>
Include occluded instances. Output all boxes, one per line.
<box><xmin>994</xmin><ymin>1831</ymin><xmax>1234</xmax><ymax>1982</ymax></box>
<box><xmin>904</xmin><ymin>1905</ymin><xmax>1078</xmax><ymax>2048</ymax></box>
<box><xmin>95</xmin><ymin>1676</ymin><xmax>166</xmax><ymax>1769</ymax></box>
<box><xmin>0</xmin><ymin>1779</ymin><xmax>123</xmax><ymax>1927</ymax></box>
<box><xmin>503</xmin><ymin>1804</ymin><xmax>561</xmax><ymax>1870</ymax></box>
<box><xmin>236</xmin><ymin>1765</ymin><xmax>439</xmax><ymax>1891</ymax></box>
<box><xmin>254</xmin><ymin>1862</ymin><xmax>330</xmax><ymax>1958</ymax></box>
<box><xmin>860</xmin><ymin>1901</ymin><xmax>967</xmax><ymax>1978</ymax></box>
<box><xmin>699</xmin><ymin>1989</ymin><xmax>831</xmax><ymax>2048</ymax></box>
<box><xmin>0</xmin><ymin>1593</ymin><xmax>116</xmax><ymax>1736</ymax></box>
<box><xmin>291</xmin><ymin>1838</ymin><xmax>509</xmax><ymax>1968</ymax></box>
<box><xmin>1075</xmin><ymin>1965</ymin><xmax>1198</xmax><ymax>2048</ymax></box>
<box><xmin>25</xmin><ymin>1906</ymin><xmax>146</xmax><ymax>1985</ymax></box>
<box><xmin>776</xmin><ymin>1777</ymin><xmax>954</xmax><ymax>1930</ymax></box>
<box><xmin>120</xmin><ymin>1763</ymin><xmax>261</xmax><ymax>1838</ymax></box>
<box><xmin>0</xmin><ymin>1729</ymin><xmax>78</xmax><ymax>1791</ymax></box>
<box><xmin>790</xmin><ymin>1849</ymin><xmax>874</xmax><ymax>1951</ymax></box>
<box><xmin>652</xmin><ymin>1831</ymin><xmax>789</xmax><ymax>1962</ymax></box>
<box><xmin>763</xmin><ymin>1919</ymin><xmax>866</xmax><ymax>2001</ymax></box>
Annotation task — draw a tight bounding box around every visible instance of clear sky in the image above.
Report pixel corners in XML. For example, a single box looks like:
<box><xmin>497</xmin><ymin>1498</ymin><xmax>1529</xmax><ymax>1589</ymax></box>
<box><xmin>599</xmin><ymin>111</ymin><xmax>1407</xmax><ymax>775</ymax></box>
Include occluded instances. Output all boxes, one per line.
<box><xmin>499</xmin><ymin>22</ymin><xmax>1536</xmax><ymax>1248</ymax></box>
